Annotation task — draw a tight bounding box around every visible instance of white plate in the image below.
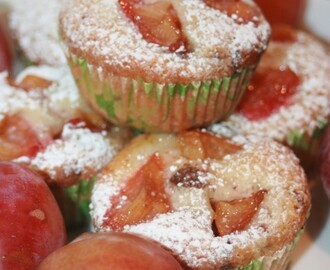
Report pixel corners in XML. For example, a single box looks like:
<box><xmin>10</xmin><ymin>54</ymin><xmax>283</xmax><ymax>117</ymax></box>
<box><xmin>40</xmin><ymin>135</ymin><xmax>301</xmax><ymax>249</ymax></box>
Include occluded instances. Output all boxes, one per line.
<box><xmin>291</xmin><ymin>177</ymin><xmax>330</xmax><ymax>269</ymax></box>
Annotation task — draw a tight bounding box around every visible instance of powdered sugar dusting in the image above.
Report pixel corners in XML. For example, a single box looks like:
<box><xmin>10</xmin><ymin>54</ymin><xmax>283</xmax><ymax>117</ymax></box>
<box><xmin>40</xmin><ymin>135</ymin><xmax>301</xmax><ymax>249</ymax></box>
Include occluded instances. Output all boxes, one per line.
<box><xmin>23</xmin><ymin>123</ymin><xmax>116</xmax><ymax>180</ymax></box>
<box><xmin>15</xmin><ymin>65</ymin><xmax>85</xmax><ymax>120</ymax></box>
<box><xmin>91</xmin><ymin>133</ymin><xmax>310</xmax><ymax>269</ymax></box>
<box><xmin>9</xmin><ymin>0</ymin><xmax>67</xmax><ymax>66</ymax></box>
<box><xmin>0</xmin><ymin>65</ymin><xmax>86</xmax><ymax>125</ymax></box>
<box><xmin>0</xmin><ymin>71</ymin><xmax>46</xmax><ymax>121</ymax></box>
<box><xmin>127</xmin><ymin>208</ymin><xmax>234</xmax><ymax>268</ymax></box>
<box><xmin>1</xmin><ymin>65</ymin><xmax>127</xmax><ymax>183</ymax></box>
<box><xmin>60</xmin><ymin>0</ymin><xmax>270</xmax><ymax>83</ymax></box>
<box><xmin>91</xmin><ymin>176</ymin><xmax>121</xmax><ymax>227</ymax></box>
<box><xmin>210</xmin><ymin>30</ymin><xmax>330</xmax><ymax>144</ymax></box>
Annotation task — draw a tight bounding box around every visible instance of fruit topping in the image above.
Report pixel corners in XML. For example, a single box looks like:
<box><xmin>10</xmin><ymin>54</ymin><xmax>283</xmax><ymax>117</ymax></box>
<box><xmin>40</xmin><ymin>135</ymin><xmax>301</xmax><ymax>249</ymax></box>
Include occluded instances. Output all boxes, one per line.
<box><xmin>38</xmin><ymin>232</ymin><xmax>183</xmax><ymax>270</ymax></box>
<box><xmin>16</xmin><ymin>75</ymin><xmax>53</xmax><ymax>91</ymax></box>
<box><xmin>0</xmin><ymin>114</ymin><xmax>52</xmax><ymax>160</ymax></box>
<box><xmin>104</xmin><ymin>154</ymin><xmax>172</xmax><ymax>230</ymax></box>
<box><xmin>178</xmin><ymin>130</ymin><xmax>242</xmax><ymax>160</ymax></box>
<box><xmin>0</xmin><ymin>161</ymin><xmax>66</xmax><ymax>270</ymax></box>
<box><xmin>119</xmin><ymin>0</ymin><xmax>189</xmax><ymax>53</ymax></box>
<box><xmin>212</xmin><ymin>189</ymin><xmax>266</xmax><ymax>236</ymax></box>
<box><xmin>67</xmin><ymin>117</ymin><xmax>106</xmax><ymax>133</ymax></box>
<box><xmin>203</xmin><ymin>0</ymin><xmax>261</xmax><ymax>25</ymax></box>
<box><xmin>236</xmin><ymin>66</ymin><xmax>300</xmax><ymax>121</ymax></box>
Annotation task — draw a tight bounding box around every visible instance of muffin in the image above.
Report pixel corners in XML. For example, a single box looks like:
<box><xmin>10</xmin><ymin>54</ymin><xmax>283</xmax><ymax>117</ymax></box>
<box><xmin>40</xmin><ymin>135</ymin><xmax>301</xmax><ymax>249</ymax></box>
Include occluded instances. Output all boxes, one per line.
<box><xmin>9</xmin><ymin>0</ymin><xmax>67</xmax><ymax>66</ymax></box>
<box><xmin>60</xmin><ymin>0</ymin><xmax>270</xmax><ymax>132</ymax></box>
<box><xmin>91</xmin><ymin>130</ymin><xmax>310</xmax><ymax>270</ymax></box>
<box><xmin>210</xmin><ymin>25</ymin><xmax>330</xmax><ymax>169</ymax></box>
<box><xmin>0</xmin><ymin>65</ymin><xmax>132</xmax><ymax>228</ymax></box>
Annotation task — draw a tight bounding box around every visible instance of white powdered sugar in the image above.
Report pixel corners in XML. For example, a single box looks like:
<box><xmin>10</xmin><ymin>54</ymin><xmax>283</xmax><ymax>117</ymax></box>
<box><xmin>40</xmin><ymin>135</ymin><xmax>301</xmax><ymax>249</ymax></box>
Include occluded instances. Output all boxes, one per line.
<box><xmin>15</xmin><ymin>65</ymin><xmax>85</xmax><ymax>120</ymax></box>
<box><xmin>91</xmin><ymin>179</ymin><xmax>121</xmax><ymax>228</ymax></box>
<box><xmin>126</xmin><ymin>208</ymin><xmax>234</xmax><ymax>268</ymax></box>
<box><xmin>210</xmin><ymin>30</ymin><xmax>330</xmax><ymax>144</ymax></box>
<box><xmin>0</xmin><ymin>71</ymin><xmax>43</xmax><ymax>121</ymax></box>
<box><xmin>27</xmin><ymin>123</ymin><xmax>116</xmax><ymax>180</ymax></box>
<box><xmin>91</xmin><ymin>133</ymin><xmax>310</xmax><ymax>269</ymax></box>
<box><xmin>1</xmin><ymin>65</ymin><xmax>125</xmax><ymax>182</ymax></box>
<box><xmin>60</xmin><ymin>0</ymin><xmax>270</xmax><ymax>82</ymax></box>
<box><xmin>0</xmin><ymin>65</ymin><xmax>84</xmax><ymax>123</ymax></box>
<box><xmin>9</xmin><ymin>0</ymin><xmax>67</xmax><ymax>66</ymax></box>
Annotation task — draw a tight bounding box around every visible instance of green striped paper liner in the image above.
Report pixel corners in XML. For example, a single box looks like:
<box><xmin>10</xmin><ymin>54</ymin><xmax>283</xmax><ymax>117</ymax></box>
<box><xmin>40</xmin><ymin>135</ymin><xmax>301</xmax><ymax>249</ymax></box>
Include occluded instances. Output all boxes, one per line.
<box><xmin>235</xmin><ymin>229</ymin><xmax>303</xmax><ymax>270</ymax></box>
<box><xmin>69</xmin><ymin>55</ymin><xmax>255</xmax><ymax>133</ymax></box>
<box><xmin>286</xmin><ymin>118</ymin><xmax>327</xmax><ymax>169</ymax></box>
<box><xmin>52</xmin><ymin>177</ymin><xmax>95</xmax><ymax>229</ymax></box>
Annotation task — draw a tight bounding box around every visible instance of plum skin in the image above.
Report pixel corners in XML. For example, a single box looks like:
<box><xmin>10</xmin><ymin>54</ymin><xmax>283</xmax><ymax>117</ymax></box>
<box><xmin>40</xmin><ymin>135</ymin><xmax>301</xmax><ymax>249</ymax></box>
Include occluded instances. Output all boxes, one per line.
<box><xmin>0</xmin><ymin>161</ymin><xmax>66</xmax><ymax>270</ymax></box>
<box><xmin>38</xmin><ymin>232</ymin><xmax>184</xmax><ymax>270</ymax></box>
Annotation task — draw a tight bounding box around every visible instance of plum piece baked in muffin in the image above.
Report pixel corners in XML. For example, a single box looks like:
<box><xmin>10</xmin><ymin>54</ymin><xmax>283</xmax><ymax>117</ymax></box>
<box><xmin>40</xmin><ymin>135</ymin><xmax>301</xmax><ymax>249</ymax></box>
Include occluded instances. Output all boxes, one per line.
<box><xmin>210</xmin><ymin>25</ymin><xmax>330</xmax><ymax>170</ymax></box>
<box><xmin>91</xmin><ymin>130</ymin><xmax>310</xmax><ymax>270</ymax></box>
<box><xmin>60</xmin><ymin>0</ymin><xmax>270</xmax><ymax>132</ymax></box>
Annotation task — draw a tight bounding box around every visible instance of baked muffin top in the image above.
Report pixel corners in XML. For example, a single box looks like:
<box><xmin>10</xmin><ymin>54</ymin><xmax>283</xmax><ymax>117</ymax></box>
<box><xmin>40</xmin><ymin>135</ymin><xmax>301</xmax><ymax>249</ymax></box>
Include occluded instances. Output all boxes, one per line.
<box><xmin>91</xmin><ymin>131</ymin><xmax>310</xmax><ymax>269</ymax></box>
<box><xmin>210</xmin><ymin>28</ymin><xmax>330</xmax><ymax>144</ymax></box>
<box><xmin>0</xmin><ymin>66</ymin><xmax>131</xmax><ymax>186</ymax></box>
<box><xmin>60</xmin><ymin>0</ymin><xmax>270</xmax><ymax>84</ymax></box>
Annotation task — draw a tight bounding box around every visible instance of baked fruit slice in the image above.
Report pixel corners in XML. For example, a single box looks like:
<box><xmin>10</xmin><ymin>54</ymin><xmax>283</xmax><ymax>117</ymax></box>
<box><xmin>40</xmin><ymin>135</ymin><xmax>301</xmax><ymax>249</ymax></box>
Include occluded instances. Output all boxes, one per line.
<box><xmin>119</xmin><ymin>0</ymin><xmax>189</xmax><ymax>53</ymax></box>
<box><xmin>203</xmin><ymin>0</ymin><xmax>262</xmax><ymax>25</ymax></box>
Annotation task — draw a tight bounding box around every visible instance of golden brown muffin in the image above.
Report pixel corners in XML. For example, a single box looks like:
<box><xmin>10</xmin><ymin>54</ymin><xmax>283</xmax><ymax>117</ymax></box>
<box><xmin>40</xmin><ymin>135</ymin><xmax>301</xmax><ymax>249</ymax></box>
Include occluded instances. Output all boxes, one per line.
<box><xmin>91</xmin><ymin>130</ymin><xmax>310</xmax><ymax>270</ymax></box>
<box><xmin>210</xmin><ymin>26</ymin><xmax>330</xmax><ymax>170</ymax></box>
<box><xmin>60</xmin><ymin>0</ymin><xmax>270</xmax><ymax>132</ymax></box>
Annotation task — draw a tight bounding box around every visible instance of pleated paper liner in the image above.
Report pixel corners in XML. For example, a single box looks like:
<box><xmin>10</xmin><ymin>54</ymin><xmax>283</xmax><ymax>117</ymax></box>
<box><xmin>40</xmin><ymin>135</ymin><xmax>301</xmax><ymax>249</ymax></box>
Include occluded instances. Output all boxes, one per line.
<box><xmin>52</xmin><ymin>177</ymin><xmax>95</xmax><ymax>230</ymax></box>
<box><xmin>236</xmin><ymin>230</ymin><xmax>303</xmax><ymax>270</ymax></box>
<box><xmin>69</xmin><ymin>55</ymin><xmax>256</xmax><ymax>133</ymax></box>
<box><xmin>286</xmin><ymin>119</ymin><xmax>327</xmax><ymax>171</ymax></box>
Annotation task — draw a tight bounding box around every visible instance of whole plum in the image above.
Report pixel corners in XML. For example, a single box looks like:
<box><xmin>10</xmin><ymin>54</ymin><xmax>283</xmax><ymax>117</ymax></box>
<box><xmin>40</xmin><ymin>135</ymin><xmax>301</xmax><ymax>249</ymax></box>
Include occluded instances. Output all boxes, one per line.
<box><xmin>0</xmin><ymin>161</ymin><xmax>66</xmax><ymax>269</ymax></box>
<box><xmin>38</xmin><ymin>232</ymin><xmax>183</xmax><ymax>270</ymax></box>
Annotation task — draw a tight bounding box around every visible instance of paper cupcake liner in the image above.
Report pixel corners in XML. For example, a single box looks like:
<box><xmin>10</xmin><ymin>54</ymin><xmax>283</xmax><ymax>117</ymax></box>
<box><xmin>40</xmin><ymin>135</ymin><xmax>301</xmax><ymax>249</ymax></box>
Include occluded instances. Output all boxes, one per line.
<box><xmin>236</xmin><ymin>230</ymin><xmax>303</xmax><ymax>270</ymax></box>
<box><xmin>286</xmin><ymin>119</ymin><xmax>327</xmax><ymax>170</ymax></box>
<box><xmin>68</xmin><ymin>55</ymin><xmax>255</xmax><ymax>133</ymax></box>
<box><xmin>52</xmin><ymin>177</ymin><xmax>95</xmax><ymax>229</ymax></box>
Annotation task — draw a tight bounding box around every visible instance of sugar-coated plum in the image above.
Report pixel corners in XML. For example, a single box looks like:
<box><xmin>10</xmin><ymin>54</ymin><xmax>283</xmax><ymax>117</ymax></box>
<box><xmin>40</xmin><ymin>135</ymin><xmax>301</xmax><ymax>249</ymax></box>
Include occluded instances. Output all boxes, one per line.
<box><xmin>319</xmin><ymin>125</ymin><xmax>330</xmax><ymax>199</ymax></box>
<box><xmin>38</xmin><ymin>232</ymin><xmax>183</xmax><ymax>270</ymax></box>
<box><xmin>0</xmin><ymin>162</ymin><xmax>66</xmax><ymax>270</ymax></box>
